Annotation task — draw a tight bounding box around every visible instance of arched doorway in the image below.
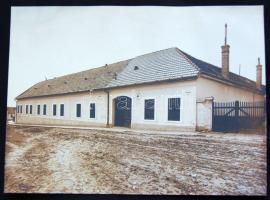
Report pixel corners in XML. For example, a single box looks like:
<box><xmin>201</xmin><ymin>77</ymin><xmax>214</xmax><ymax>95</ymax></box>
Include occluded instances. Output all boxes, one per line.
<box><xmin>114</xmin><ymin>96</ymin><xmax>132</xmax><ymax>128</ymax></box>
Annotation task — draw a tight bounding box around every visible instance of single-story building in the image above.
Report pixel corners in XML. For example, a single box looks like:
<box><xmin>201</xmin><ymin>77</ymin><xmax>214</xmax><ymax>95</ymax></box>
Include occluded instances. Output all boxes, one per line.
<box><xmin>7</xmin><ymin>107</ymin><xmax>16</xmax><ymax>124</ymax></box>
<box><xmin>15</xmin><ymin>29</ymin><xmax>265</xmax><ymax>131</ymax></box>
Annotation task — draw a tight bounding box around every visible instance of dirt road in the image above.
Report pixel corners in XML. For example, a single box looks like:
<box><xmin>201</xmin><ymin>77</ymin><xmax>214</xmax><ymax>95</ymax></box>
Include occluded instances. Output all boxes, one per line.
<box><xmin>4</xmin><ymin>125</ymin><xmax>267</xmax><ymax>195</ymax></box>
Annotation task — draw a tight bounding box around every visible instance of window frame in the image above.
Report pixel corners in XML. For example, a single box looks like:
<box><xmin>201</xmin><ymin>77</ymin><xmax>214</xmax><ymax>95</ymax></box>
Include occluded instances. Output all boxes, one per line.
<box><xmin>76</xmin><ymin>103</ymin><xmax>81</xmax><ymax>118</ymax></box>
<box><xmin>52</xmin><ymin>104</ymin><xmax>57</xmax><ymax>116</ymax></box>
<box><xmin>16</xmin><ymin>105</ymin><xmax>19</xmax><ymax>114</ymax></box>
<box><xmin>37</xmin><ymin>105</ymin><xmax>40</xmax><ymax>115</ymax></box>
<box><xmin>167</xmin><ymin>96</ymin><xmax>182</xmax><ymax>122</ymax></box>
<box><xmin>144</xmin><ymin>98</ymin><xmax>156</xmax><ymax>121</ymax></box>
<box><xmin>29</xmin><ymin>105</ymin><xmax>32</xmax><ymax>114</ymax></box>
<box><xmin>89</xmin><ymin>103</ymin><xmax>96</xmax><ymax>119</ymax></box>
<box><xmin>43</xmin><ymin>104</ymin><xmax>47</xmax><ymax>115</ymax></box>
<box><xmin>20</xmin><ymin>105</ymin><xmax>22</xmax><ymax>114</ymax></box>
<box><xmin>26</xmin><ymin>105</ymin><xmax>29</xmax><ymax>114</ymax></box>
<box><xmin>60</xmin><ymin>103</ymin><xmax>65</xmax><ymax>117</ymax></box>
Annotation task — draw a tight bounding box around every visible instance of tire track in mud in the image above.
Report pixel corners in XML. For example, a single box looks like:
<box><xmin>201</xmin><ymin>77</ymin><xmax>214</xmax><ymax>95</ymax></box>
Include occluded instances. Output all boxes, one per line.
<box><xmin>5</xmin><ymin>131</ymin><xmax>51</xmax><ymax>192</ymax></box>
<box><xmin>43</xmin><ymin>136</ymin><xmax>102</xmax><ymax>193</ymax></box>
<box><xmin>72</xmin><ymin>131</ymin><xmax>266</xmax><ymax>194</ymax></box>
<box><xmin>73</xmin><ymin>132</ymin><xmax>266</xmax><ymax>170</ymax></box>
<box><xmin>73</xmin><ymin>134</ymin><xmax>264</xmax><ymax>195</ymax></box>
<box><xmin>45</xmin><ymin>127</ymin><xmax>266</xmax><ymax>194</ymax></box>
<box><xmin>5</xmin><ymin>126</ymin><xmax>267</xmax><ymax>195</ymax></box>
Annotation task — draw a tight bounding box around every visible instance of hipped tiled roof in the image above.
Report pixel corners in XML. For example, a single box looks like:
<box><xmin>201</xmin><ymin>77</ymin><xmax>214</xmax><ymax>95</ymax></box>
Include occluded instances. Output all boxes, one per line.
<box><xmin>180</xmin><ymin>50</ymin><xmax>266</xmax><ymax>94</ymax></box>
<box><xmin>16</xmin><ymin>60</ymin><xmax>129</xmax><ymax>99</ymax></box>
<box><xmin>106</xmin><ymin>48</ymin><xmax>199</xmax><ymax>88</ymax></box>
<box><xmin>16</xmin><ymin>47</ymin><xmax>265</xmax><ymax>100</ymax></box>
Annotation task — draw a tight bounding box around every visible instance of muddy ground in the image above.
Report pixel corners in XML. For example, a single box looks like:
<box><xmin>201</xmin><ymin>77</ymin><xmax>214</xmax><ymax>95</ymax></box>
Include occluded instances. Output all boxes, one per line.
<box><xmin>4</xmin><ymin>125</ymin><xmax>267</xmax><ymax>195</ymax></box>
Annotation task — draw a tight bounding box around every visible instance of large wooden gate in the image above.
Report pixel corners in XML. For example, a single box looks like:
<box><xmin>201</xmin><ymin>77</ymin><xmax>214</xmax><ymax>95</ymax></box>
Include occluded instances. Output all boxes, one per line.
<box><xmin>212</xmin><ymin>101</ymin><xmax>266</xmax><ymax>132</ymax></box>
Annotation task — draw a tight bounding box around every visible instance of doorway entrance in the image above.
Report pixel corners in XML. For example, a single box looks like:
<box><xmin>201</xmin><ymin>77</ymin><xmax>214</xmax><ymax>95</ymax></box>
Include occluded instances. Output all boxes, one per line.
<box><xmin>114</xmin><ymin>96</ymin><xmax>132</xmax><ymax>128</ymax></box>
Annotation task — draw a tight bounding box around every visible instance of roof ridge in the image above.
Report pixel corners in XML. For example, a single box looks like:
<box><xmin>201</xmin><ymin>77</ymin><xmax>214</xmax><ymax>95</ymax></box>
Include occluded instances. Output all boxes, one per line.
<box><xmin>180</xmin><ymin>50</ymin><xmax>216</xmax><ymax>68</ymax></box>
<box><xmin>49</xmin><ymin>59</ymin><xmax>131</xmax><ymax>81</ymax></box>
<box><xmin>21</xmin><ymin>48</ymin><xmax>178</xmax><ymax>86</ymax></box>
<box><xmin>15</xmin><ymin>80</ymin><xmax>47</xmax><ymax>100</ymax></box>
<box><xmin>181</xmin><ymin>50</ymin><xmax>259</xmax><ymax>85</ymax></box>
<box><xmin>16</xmin><ymin>46</ymin><xmax>265</xmax><ymax>100</ymax></box>
<box><xmin>174</xmin><ymin>48</ymin><xmax>201</xmax><ymax>73</ymax></box>
<box><xmin>134</xmin><ymin>47</ymin><xmax>178</xmax><ymax>58</ymax></box>
<box><xmin>16</xmin><ymin>59</ymin><xmax>130</xmax><ymax>99</ymax></box>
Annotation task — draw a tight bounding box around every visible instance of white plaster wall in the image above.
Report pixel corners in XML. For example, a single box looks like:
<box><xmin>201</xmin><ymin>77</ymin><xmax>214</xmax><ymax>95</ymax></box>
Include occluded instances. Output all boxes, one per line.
<box><xmin>16</xmin><ymin>91</ymin><xmax>108</xmax><ymax>126</ymax></box>
<box><xmin>17</xmin><ymin>81</ymin><xmax>196</xmax><ymax>129</ymax></box>
<box><xmin>108</xmin><ymin>80</ymin><xmax>197</xmax><ymax>129</ymax></box>
<box><xmin>196</xmin><ymin>77</ymin><xmax>264</xmax><ymax>102</ymax></box>
<box><xmin>15</xmin><ymin>76</ymin><xmax>264</xmax><ymax>131</ymax></box>
<box><xmin>196</xmin><ymin>98</ymin><xmax>213</xmax><ymax>131</ymax></box>
<box><xmin>16</xmin><ymin>81</ymin><xmax>197</xmax><ymax>130</ymax></box>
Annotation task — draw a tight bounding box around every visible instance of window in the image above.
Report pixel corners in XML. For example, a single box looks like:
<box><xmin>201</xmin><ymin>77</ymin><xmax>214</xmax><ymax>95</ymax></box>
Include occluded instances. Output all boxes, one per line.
<box><xmin>20</xmin><ymin>105</ymin><xmax>22</xmax><ymax>114</ymax></box>
<box><xmin>90</xmin><ymin>103</ymin><xmax>95</xmax><ymax>118</ymax></box>
<box><xmin>60</xmin><ymin>104</ymin><xmax>64</xmax><ymax>116</ymax></box>
<box><xmin>30</xmin><ymin>105</ymin><xmax>32</xmax><ymax>114</ymax></box>
<box><xmin>17</xmin><ymin>105</ymin><xmax>19</xmax><ymax>113</ymax></box>
<box><xmin>37</xmin><ymin>105</ymin><xmax>40</xmax><ymax>115</ymax></box>
<box><xmin>43</xmin><ymin>104</ymin><xmax>46</xmax><ymax>115</ymax></box>
<box><xmin>144</xmin><ymin>99</ymin><xmax>155</xmax><ymax>120</ymax></box>
<box><xmin>76</xmin><ymin>104</ymin><xmax>81</xmax><ymax>117</ymax></box>
<box><xmin>26</xmin><ymin>105</ymin><xmax>28</xmax><ymax>114</ymax></box>
<box><xmin>53</xmin><ymin>104</ymin><xmax>57</xmax><ymax>116</ymax></box>
<box><xmin>168</xmin><ymin>98</ymin><xmax>181</xmax><ymax>121</ymax></box>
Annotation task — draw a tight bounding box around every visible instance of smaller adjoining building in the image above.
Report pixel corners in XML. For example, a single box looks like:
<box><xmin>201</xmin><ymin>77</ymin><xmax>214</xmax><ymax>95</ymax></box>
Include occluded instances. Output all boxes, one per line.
<box><xmin>15</xmin><ymin>25</ymin><xmax>265</xmax><ymax>131</ymax></box>
<box><xmin>7</xmin><ymin>107</ymin><xmax>16</xmax><ymax>124</ymax></box>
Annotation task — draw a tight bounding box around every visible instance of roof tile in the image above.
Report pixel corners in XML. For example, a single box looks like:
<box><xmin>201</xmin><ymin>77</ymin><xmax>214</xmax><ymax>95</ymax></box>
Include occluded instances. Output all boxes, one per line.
<box><xmin>16</xmin><ymin>47</ymin><xmax>265</xmax><ymax>99</ymax></box>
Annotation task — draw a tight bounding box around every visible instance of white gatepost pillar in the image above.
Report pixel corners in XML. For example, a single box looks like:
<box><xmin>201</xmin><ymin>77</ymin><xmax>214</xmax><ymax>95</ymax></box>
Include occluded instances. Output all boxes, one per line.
<box><xmin>196</xmin><ymin>97</ymin><xmax>214</xmax><ymax>131</ymax></box>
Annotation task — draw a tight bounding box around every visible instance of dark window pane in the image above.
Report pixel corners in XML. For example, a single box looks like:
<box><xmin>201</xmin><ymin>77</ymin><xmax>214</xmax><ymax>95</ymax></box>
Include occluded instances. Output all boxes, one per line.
<box><xmin>30</xmin><ymin>105</ymin><xmax>32</xmax><ymax>114</ymax></box>
<box><xmin>17</xmin><ymin>106</ymin><xmax>19</xmax><ymax>113</ymax></box>
<box><xmin>168</xmin><ymin>98</ymin><xmax>180</xmax><ymax>121</ymax></box>
<box><xmin>37</xmin><ymin>105</ymin><xmax>40</xmax><ymax>115</ymax></box>
<box><xmin>26</xmin><ymin>105</ymin><xmax>28</xmax><ymax>114</ymax></box>
<box><xmin>20</xmin><ymin>105</ymin><xmax>22</xmax><ymax>113</ymax></box>
<box><xmin>43</xmin><ymin>104</ymin><xmax>46</xmax><ymax>115</ymax></box>
<box><xmin>90</xmin><ymin>103</ymin><xmax>95</xmax><ymax>118</ymax></box>
<box><xmin>60</xmin><ymin>104</ymin><xmax>64</xmax><ymax>116</ymax></box>
<box><xmin>76</xmin><ymin>104</ymin><xmax>81</xmax><ymax>117</ymax></box>
<box><xmin>53</xmin><ymin>104</ymin><xmax>57</xmax><ymax>116</ymax></box>
<box><xmin>144</xmin><ymin>99</ymin><xmax>155</xmax><ymax>120</ymax></box>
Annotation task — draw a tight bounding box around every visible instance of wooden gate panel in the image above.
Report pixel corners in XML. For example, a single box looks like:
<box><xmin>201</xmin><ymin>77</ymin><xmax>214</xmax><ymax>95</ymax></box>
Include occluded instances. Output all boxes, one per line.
<box><xmin>212</xmin><ymin>101</ymin><xmax>265</xmax><ymax>132</ymax></box>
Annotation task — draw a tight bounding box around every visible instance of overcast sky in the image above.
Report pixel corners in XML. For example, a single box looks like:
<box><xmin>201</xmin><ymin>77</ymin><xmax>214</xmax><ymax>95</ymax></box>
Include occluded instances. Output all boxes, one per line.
<box><xmin>8</xmin><ymin>6</ymin><xmax>265</xmax><ymax>107</ymax></box>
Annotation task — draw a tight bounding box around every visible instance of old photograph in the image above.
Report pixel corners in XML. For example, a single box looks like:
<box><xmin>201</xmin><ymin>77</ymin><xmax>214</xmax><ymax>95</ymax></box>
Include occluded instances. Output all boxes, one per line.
<box><xmin>5</xmin><ymin>6</ymin><xmax>266</xmax><ymax>195</ymax></box>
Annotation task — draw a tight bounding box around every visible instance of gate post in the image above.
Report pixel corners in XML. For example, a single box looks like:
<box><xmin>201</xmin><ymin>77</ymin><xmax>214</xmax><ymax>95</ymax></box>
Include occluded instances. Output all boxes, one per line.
<box><xmin>196</xmin><ymin>97</ymin><xmax>214</xmax><ymax>131</ymax></box>
<box><xmin>235</xmin><ymin>101</ymin><xmax>240</xmax><ymax>132</ymax></box>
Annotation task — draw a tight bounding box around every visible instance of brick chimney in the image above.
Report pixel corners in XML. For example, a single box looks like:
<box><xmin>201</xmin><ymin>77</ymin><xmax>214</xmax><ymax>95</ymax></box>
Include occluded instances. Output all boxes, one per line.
<box><xmin>256</xmin><ymin>57</ymin><xmax>262</xmax><ymax>89</ymax></box>
<box><xmin>221</xmin><ymin>24</ymin><xmax>230</xmax><ymax>79</ymax></box>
